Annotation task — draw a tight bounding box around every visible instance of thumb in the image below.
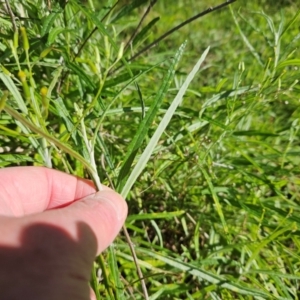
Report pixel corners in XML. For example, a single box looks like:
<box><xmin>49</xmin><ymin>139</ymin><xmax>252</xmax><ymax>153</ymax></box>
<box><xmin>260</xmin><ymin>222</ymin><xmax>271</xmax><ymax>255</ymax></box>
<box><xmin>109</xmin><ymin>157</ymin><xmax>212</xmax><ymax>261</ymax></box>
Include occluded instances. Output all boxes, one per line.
<box><xmin>69</xmin><ymin>189</ymin><xmax>128</xmax><ymax>253</ymax></box>
<box><xmin>55</xmin><ymin>190</ymin><xmax>128</xmax><ymax>254</ymax></box>
<box><xmin>20</xmin><ymin>190</ymin><xmax>128</xmax><ymax>254</ymax></box>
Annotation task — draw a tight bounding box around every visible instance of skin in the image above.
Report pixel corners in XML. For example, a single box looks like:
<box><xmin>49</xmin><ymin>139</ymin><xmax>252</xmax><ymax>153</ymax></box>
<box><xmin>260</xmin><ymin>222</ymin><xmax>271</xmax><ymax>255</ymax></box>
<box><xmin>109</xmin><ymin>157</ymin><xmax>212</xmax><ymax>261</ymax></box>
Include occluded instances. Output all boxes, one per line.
<box><xmin>0</xmin><ymin>166</ymin><xmax>128</xmax><ymax>300</ymax></box>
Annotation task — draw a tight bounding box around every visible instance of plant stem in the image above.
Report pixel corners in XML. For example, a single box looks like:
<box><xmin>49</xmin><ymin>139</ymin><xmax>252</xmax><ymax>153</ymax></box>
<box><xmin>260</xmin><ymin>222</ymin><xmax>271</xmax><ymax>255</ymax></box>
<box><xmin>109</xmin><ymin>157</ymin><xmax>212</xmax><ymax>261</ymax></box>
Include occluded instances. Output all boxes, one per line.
<box><xmin>124</xmin><ymin>0</ymin><xmax>157</xmax><ymax>52</ymax></box>
<box><xmin>5</xmin><ymin>0</ymin><xmax>17</xmax><ymax>32</ymax></box>
<box><xmin>129</xmin><ymin>0</ymin><xmax>237</xmax><ymax>62</ymax></box>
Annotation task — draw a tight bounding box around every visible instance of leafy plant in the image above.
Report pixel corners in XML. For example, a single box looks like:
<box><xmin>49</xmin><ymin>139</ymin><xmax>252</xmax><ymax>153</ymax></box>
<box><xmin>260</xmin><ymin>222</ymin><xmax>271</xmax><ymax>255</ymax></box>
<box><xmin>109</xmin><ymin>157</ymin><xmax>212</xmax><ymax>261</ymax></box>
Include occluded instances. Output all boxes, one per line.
<box><xmin>1</xmin><ymin>0</ymin><xmax>300</xmax><ymax>299</ymax></box>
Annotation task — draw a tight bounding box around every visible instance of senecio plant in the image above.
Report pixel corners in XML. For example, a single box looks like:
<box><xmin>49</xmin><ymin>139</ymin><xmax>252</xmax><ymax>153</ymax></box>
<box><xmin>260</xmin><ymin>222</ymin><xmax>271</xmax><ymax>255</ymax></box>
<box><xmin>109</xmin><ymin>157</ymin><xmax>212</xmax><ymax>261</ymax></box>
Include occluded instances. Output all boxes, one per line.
<box><xmin>1</xmin><ymin>0</ymin><xmax>300</xmax><ymax>299</ymax></box>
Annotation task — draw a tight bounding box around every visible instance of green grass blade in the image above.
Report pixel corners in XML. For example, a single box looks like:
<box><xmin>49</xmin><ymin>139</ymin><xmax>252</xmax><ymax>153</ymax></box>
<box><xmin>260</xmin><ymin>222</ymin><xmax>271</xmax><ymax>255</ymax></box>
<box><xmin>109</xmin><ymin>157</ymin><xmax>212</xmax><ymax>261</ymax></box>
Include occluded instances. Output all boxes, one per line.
<box><xmin>4</xmin><ymin>104</ymin><xmax>94</xmax><ymax>173</ymax></box>
<box><xmin>90</xmin><ymin>263</ymin><xmax>101</xmax><ymax>300</ymax></box>
<box><xmin>276</xmin><ymin>59</ymin><xmax>300</xmax><ymax>69</ymax></box>
<box><xmin>133</xmin><ymin>17</ymin><xmax>160</xmax><ymax>47</ymax></box>
<box><xmin>201</xmin><ymin>168</ymin><xmax>228</xmax><ymax>233</ymax></box>
<box><xmin>0</xmin><ymin>124</ymin><xmax>34</xmax><ymax>141</ymax></box>
<box><xmin>41</xmin><ymin>10</ymin><xmax>62</xmax><ymax>37</ymax></box>
<box><xmin>0</xmin><ymin>153</ymin><xmax>37</xmax><ymax>164</ymax></box>
<box><xmin>67</xmin><ymin>62</ymin><xmax>96</xmax><ymax>90</ymax></box>
<box><xmin>107</xmin><ymin>244</ymin><xmax>125</xmax><ymax>300</ymax></box>
<box><xmin>72</xmin><ymin>2</ymin><xmax>132</xmax><ymax>76</ymax></box>
<box><xmin>126</xmin><ymin>210</ymin><xmax>185</xmax><ymax>222</ymax></box>
<box><xmin>47</xmin><ymin>27</ymin><xmax>73</xmax><ymax>46</ymax></box>
<box><xmin>280</xmin><ymin>8</ymin><xmax>300</xmax><ymax>38</ymax></box>
<box><xmin>230</xmin><ymin>7</ymin><xmax>264</xmax><ymax>67</ymax></box>
<box><xmin>233</xmin><ymin>130</ymin><xmax>279</xmax><ymax>137</ymax></box>
<box><xmin>53</xmin><ymin>97</ymin><xmax>78</xmax><ymax>144</ymax></box>
<box><xmin>14</xmin><ymin>120</ymin><xmax>51</xmax><ymax>167</ymax></box>
<box><xmin>247</xmin><ymin>270</ymin><xmax>300</xmax><ymax>280</ymax></box>
<box><xmin>0</xmin><ymin>72</ymin><xmax>28</xmax><ymax>113</ymax></box>
<box><xmin>245</xmin><ymin>225</ymin><xmax>293</xmax><ymax>271</ymax></box>
<box><xmin>121</xmin><ymin>46</ymin><xmax>210</xmax><ymax>198</ymax></box>
<box><xmin>116</xmin><ymin>42</ymin><xmax>187</xmax><ymax>191</ymax></box>
<box><xmin>113</xmin><ymin>0</ymin><xmax>148</xmax><ymax>22</ymax></box>
<box><xmin>103</xmin><ymin>106</ymin><xmax>189</xmax><ymax>118</ymax></box>
<box><xmin>134</xmin><ymin>247</ymin><xmax>271</xmax><ymax>298</ymax></box>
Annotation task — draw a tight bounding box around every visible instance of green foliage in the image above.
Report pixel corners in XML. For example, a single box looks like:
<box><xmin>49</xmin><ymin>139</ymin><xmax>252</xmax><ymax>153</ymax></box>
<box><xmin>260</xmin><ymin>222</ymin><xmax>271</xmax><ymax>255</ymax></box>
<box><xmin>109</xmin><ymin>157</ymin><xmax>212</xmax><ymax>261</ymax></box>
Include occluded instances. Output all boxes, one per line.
<box><xmin>1</xmin><ymin>0</ymin><xmax>300</xmax><ymax>299</ymax></box>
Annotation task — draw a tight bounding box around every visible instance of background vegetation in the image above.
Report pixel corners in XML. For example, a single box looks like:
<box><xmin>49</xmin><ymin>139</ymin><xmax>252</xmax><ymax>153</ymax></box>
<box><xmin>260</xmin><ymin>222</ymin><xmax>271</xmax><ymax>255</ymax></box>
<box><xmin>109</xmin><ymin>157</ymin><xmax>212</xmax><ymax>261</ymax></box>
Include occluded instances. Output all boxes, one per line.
<box><xmin>1</xmin><ymin>0</ymin><xmax>300</xmax><ymax>299</ymax></box>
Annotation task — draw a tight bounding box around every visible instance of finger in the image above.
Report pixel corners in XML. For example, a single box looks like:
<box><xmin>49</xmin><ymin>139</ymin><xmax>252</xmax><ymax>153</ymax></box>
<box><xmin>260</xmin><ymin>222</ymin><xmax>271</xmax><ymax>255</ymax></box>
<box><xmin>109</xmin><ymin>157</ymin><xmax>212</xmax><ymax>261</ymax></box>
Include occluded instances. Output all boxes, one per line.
<box><xmin>0</xmin><ymin>167</ymin><xmax>102</xmax><ymax>216</ymax></box>
<box><xmin>90</xmin><ymin>287</ymin><xmax>97</xmax><ymax>300</ymax></box>
<box><xmin>21</xmin><ymin>189</ymin><xmax>128</xmax><ymax>254</ymax></box>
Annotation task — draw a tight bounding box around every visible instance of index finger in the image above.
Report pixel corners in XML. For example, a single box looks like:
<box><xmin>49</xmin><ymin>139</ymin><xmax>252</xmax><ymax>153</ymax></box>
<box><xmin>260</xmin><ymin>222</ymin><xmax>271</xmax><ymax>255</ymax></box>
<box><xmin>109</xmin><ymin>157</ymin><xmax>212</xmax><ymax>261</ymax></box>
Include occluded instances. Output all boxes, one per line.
<box><xmin>0</xmin><ymin>167</ymin><xmax>98</xmax><ymax>217</ymax></box>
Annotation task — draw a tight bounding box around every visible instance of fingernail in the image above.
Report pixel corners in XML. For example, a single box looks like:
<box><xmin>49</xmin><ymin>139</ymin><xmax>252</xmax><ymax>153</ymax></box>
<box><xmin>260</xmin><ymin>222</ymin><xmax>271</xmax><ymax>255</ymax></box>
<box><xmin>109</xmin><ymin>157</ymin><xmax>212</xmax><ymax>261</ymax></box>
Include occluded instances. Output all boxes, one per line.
<box><xmin>90</xmin><ymin>191</ymin><xmax>126</xmax><ymax>221</ymax></box>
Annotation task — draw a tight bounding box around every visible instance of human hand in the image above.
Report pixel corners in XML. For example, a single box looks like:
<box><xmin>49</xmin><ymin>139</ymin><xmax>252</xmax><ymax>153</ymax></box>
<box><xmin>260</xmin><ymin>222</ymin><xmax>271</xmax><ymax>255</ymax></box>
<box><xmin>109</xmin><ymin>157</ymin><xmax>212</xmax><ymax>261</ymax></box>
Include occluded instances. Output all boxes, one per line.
<box><xmin>0</xmin><ymin>166</ymin><xmax>127</xmax><ymax>300</ymax></box>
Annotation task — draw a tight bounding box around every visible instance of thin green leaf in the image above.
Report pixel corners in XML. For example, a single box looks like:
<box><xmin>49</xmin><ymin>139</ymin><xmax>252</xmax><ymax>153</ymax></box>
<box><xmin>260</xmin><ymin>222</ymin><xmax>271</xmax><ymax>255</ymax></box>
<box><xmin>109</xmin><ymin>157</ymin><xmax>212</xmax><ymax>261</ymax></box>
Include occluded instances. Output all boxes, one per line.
<box><xmin>0</xmin><ymin>72</ymin><xmax>28</xmax><ymax>113</ymax></box>
<box><xmin>107</xmin><ymin>244</ymin><xmax>125</xmax><ymax>300</ymax></box>
<box><xmin>121</xmin><ymin>46</ymin><xmax>210</xmax><ymax>198</ymax></box>
<box><xmin>245</xmin><ymin>226</ymin><xmax>293</xmax><ymax>271</ymax></box>
<box><xmin>0</xmin><ymin>16</ymin><xmax>12</xmax><ymax>29</ymax></box>
<box><xmin>67</xmin><ymin>62</ymin><xmax>96</xmax><ymax>90</ymax></box>
<box><xmin>41</xmin><ymin>10</ymin><xmax>62</xmax><ymax>37</ymax></box>
<box><xmin>47</xmin><ymin>27</ymin><xmax>73</xmax><ymax>45</ymax></box>
<box><xmin>247</xmin><ymin>270</ymin><xmax>300</xmax><ymax>280</ymax></box>
<box><xmin>280</xmin><ymin>8</ymin><xmax>300</xmax><ymax>38</ymax></box>
<box><xmin>133</xmin><ymin>17</ymin><xmax>160</xmax><ymax>46</ymax></box>
<box><xmin>90</xmin><ymin>264</ymin><xmax>101</xmax><ymax>300</ymax></box>
<box><xmin>47</xmin><ymin>66</ymin><xmax>63</xmax><ymax>98</ymax></box>
<box><xmin>53</xmin><ymin>97</ymin><xmax>78</xmax><ymax>144</ymax></box>
<box><xmin>134</xmin><ymin>247</ymin><xmax>271</xmax><ymax>298</ymax></box>
<box><xmin>127</xmin><ymin>210</ymin><xmax>185</xmax><ymax>222</ymax></box>
<box><xmin>201</xmin><ymin>168</ymin><xmax>228</xmax><ymax>233</ymax></box>
<box><xmin>201</xmin><ymin>115</ymin><xmax>228</xmax><ymax>130</ymax></box>
<box><xmin>276</xmin><ymin>59</ymin><xmax>300</xmax><ymax>69</ymax></box>
<box><xmin>14</xmin><ymin>120</ymin><xmax>51</xmax><ymax>166</ymax></box>
<box><xmin>72</xmin><ymin>2</ymin><xmax>133</xmax><ymax>76</ymax></box>
<box><xmin>103</xmin><ymin>106</ymin><xmax>189</xmax><ymax>118</ymax></box>
<box><xmin>0</xmin><ymin>153</ymin><xmax>36</xmax><ymax>163</ymax></box>
<box><xmin>117</xmin><ymin>42</ymin><xmax>187</xmax><ymax>191</ymax></box>
<box><xmin>233</xmin><ymin>130</ymin><xmax>279</xmax><ymax>137</ymax></box>
<box><xmin>0</xmin><ymin>124</ymin><xmax>34</xmax><ymax>141</ymax></box>
<box><xmin>113</xmin><ymin>0</ymin><xmax>148</xmax><ymax>22</ymax></box>
<box><xmin>4</xmin><ymin>104</ymin><xmax>95</xmax><ymax>174</ymax></box>
<box><xmin>96</xmin><ymin>134</ymin><xmax>116</xmax><ymax>171</ymax></box>
<box><xmin>103</xmin><ymin>71</ymin><xmax>139</xmax><ymax>89</ymax></box>
<box><xmin>230</xmin><ymin>7</ymin><xmax>264</xmax><ymax>67</ymax></box>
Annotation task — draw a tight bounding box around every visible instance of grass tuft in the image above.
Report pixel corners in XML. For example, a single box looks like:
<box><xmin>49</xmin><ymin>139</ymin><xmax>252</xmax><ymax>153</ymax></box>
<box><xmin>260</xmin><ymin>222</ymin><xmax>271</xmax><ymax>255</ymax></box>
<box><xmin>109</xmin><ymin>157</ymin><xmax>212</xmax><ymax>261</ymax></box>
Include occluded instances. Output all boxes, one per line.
<box><xmin>1</xmin><ymin>0</ymin><xmax>299</xmax><ymax>298</ymax></box>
